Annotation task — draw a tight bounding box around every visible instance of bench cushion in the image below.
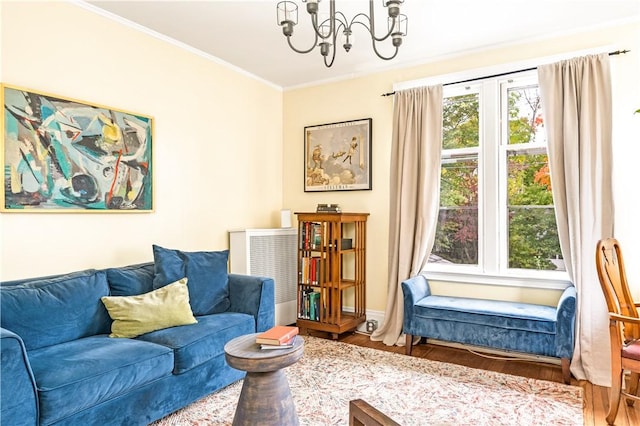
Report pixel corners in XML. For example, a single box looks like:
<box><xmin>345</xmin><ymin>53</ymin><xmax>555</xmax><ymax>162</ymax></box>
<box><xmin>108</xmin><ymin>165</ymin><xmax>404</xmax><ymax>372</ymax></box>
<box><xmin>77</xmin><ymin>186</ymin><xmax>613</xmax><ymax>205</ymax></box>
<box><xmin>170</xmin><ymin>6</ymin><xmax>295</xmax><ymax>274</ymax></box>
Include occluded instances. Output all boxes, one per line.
<box><xmin>414</xmin><ymin>295</ymin><xmax>557</xmax><ymax>334</ymax></box>
<box><xmin>28</xmin><ymin>335</ymin><xmax>173</xmax><ymax>425</ymax></box>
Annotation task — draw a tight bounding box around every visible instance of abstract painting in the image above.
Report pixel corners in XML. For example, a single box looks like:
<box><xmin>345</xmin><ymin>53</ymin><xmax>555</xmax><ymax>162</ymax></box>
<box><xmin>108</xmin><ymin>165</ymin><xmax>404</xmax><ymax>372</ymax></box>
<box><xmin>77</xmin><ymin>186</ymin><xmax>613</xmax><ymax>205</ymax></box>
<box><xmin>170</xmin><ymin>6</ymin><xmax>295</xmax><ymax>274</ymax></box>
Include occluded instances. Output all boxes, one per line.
<box><xmin>1</xmin><ymin>84</ymin><xmax>153</xmax><ymax>212</ymax></box>
<box><xmin>304</xmin><ymin>118</ymin><xmax>372</xmax><ymax>192</ymax></box>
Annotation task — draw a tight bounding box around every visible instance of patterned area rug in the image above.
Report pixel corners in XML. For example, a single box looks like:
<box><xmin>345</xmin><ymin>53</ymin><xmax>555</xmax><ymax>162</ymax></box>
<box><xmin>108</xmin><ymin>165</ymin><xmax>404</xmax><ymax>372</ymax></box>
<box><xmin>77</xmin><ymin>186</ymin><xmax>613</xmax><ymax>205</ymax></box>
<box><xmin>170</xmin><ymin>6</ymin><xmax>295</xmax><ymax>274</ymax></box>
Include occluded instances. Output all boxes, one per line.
<box><xmin>153</xmin><ymin>336</ymin><xmax>583</xmax><ymax>425</ymax></box>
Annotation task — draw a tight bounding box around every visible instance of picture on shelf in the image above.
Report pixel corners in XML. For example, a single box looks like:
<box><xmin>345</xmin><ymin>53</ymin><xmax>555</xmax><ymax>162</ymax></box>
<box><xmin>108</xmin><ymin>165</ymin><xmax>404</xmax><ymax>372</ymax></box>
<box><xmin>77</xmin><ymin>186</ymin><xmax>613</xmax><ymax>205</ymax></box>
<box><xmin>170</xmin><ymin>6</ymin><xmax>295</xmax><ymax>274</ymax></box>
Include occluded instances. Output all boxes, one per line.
<box><xmin>304</xmin><ymin>118</ymin><xmax>372</xmax><ymax>192</ymax></box>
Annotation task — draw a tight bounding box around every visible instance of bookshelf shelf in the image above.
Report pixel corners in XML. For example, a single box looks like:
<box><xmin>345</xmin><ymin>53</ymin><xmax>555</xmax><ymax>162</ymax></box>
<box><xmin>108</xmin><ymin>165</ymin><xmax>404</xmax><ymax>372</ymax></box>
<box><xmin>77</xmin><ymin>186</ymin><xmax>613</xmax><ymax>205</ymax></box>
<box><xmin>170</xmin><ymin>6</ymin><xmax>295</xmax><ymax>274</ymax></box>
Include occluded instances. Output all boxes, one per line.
<box><xmin>295</xmin><ymin>212</ymin><xmax>368</xmax><ymax>339</ymax></box>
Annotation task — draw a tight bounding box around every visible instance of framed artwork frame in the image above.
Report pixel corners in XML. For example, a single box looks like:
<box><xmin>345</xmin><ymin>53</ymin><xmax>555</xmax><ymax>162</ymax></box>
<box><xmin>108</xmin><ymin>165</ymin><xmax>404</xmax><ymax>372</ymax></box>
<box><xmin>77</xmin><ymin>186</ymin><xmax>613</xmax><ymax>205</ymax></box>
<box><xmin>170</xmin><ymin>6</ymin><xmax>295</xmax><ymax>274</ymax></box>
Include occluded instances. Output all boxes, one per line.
<box><xmin>1</xmin><ymin>84</ymin><xmax>153</xmax><ymax>212</ymax></box>
<box><xmin>304</xmin><ymin>118</ymin><xmax>372</xmax><ymax>192</ymax></box>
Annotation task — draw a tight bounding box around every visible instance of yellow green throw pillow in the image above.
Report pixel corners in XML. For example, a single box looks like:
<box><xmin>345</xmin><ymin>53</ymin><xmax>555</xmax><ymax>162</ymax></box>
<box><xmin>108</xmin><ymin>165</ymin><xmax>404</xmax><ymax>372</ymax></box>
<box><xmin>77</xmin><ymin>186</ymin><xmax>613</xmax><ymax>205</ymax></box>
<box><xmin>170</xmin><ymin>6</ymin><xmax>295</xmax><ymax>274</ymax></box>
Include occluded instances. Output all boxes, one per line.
<box><xmin>101</xmin><ymin>277</ymin><xmax>197</xmax><ymax>338</ymax></box>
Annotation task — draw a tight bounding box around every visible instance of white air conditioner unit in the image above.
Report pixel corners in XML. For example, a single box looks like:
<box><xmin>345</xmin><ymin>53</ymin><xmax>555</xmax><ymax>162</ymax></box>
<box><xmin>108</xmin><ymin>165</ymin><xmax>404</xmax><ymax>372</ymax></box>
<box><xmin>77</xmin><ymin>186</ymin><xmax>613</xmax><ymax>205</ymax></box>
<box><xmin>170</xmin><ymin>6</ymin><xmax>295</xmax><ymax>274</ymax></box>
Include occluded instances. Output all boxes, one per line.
<box><xmin>229</xmin><ymin>228</ymin><xmax>297</xmax><ymax>326</ymax></box>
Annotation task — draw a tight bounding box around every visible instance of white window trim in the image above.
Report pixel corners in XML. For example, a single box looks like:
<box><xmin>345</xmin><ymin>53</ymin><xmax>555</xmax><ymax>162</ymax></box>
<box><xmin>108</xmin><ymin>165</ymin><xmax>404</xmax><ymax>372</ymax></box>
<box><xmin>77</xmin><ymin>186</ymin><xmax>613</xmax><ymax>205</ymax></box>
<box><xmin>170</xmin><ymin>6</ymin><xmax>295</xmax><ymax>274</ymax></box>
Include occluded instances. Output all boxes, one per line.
<box><xmin>422</xmin><ymin>270</ymin><xmax>571</xmax><ymax>291</ymax></box>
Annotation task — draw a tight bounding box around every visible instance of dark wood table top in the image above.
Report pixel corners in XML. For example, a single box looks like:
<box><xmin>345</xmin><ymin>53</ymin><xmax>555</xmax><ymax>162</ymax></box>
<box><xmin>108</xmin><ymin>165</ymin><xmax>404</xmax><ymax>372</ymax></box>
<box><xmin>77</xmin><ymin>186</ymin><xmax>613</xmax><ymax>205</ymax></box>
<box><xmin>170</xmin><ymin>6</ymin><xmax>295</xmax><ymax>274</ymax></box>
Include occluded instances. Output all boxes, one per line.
<box><xmin>224</xmin><ymin>333</ymin><xmax>304</xmax><ymax>373</ymax></box>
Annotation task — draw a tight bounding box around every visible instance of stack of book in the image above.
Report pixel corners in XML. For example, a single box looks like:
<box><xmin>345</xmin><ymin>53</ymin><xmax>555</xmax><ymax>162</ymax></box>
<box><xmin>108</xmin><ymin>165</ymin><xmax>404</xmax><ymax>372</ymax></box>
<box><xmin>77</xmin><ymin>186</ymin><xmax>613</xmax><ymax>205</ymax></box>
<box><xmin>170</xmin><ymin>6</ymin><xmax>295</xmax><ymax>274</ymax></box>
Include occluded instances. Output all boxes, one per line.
<box><xmin>299</xmin><ymin>289</ymin><xmax>321</xmax><ymax>321</ymax></box>
<box><xmin>255</xmin><ymin>325</ymin><xmax>299</xmax><ymax>350</ymax></box>
<box><xmin>300</xmin><ymin>221</ymin><xmax>322</xmax><ymax>250</ymax></box>
<box><xmin>316</xmin><ymin>203</ymin><xmax>341</xmax><ymax>213</ymax></box>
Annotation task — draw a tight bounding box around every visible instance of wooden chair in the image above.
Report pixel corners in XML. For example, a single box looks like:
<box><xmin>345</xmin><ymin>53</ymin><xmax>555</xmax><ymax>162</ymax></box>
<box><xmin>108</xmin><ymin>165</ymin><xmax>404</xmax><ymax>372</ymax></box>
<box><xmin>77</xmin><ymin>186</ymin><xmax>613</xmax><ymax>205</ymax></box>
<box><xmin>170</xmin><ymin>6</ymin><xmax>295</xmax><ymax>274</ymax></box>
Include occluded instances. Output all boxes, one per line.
<box><xmin>349</xmin><ymin>400</ymin><xmax>400</xmax><ymax>426</ymax></box>
<box><xmin>596</xmin><ymin>238</ymin><xmax>640</xmax><ymax>424</ymax></box>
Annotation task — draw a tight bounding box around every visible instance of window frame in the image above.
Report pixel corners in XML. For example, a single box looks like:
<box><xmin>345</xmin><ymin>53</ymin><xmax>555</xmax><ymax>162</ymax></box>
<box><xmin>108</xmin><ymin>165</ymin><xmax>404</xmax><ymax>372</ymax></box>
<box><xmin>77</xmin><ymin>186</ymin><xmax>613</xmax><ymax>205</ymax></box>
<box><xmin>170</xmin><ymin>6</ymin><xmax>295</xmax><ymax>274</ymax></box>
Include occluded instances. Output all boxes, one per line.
<box><xmin>424</xmin><ymin>70</ymin><xmax>571</xmax><ymax>290</ymax></box>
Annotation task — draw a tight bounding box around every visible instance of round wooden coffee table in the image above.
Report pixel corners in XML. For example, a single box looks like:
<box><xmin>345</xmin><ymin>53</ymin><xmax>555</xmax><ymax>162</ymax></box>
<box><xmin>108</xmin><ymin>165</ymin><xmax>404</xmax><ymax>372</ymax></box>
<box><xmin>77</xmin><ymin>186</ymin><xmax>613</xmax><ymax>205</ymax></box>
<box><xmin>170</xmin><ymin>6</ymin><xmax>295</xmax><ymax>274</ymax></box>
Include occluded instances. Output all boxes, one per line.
<box><xmin>224</xmin><ymin>333</ymin><xmax>304</xmax><ymax>426</ymax></box>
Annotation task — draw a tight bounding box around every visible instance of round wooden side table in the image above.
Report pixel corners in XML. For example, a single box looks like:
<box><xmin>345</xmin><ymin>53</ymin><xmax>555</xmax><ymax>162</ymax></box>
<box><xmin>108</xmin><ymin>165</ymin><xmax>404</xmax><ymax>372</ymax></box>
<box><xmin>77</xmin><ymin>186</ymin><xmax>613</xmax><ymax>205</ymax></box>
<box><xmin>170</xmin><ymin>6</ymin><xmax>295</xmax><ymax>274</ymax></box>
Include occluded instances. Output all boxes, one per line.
<box><xmin>224</xmin><ymin>333</ymin><xmax>304</xmax><ymax>426</ymax></box>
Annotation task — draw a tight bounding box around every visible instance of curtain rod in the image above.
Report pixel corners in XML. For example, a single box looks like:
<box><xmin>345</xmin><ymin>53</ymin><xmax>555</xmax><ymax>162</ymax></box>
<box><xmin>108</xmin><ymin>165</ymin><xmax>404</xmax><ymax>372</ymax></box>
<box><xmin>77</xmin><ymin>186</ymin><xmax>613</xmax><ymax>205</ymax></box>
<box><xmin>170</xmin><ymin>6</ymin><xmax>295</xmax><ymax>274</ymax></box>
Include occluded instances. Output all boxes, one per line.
<box><xmin>381</xmin><ymin>49</ymin><xmax>630</xmax><ymax>97</ymax></box>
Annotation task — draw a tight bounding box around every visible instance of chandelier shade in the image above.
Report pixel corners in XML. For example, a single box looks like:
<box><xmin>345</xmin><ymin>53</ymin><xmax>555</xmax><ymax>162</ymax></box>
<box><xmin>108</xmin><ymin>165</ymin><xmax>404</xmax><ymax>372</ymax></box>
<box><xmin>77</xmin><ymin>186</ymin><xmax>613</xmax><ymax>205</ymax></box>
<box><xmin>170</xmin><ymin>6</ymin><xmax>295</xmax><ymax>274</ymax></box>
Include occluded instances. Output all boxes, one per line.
<box><xmin>276</xmin><ymin>0</ymin><xmax>408</xmax><ymax>67</ymax></box>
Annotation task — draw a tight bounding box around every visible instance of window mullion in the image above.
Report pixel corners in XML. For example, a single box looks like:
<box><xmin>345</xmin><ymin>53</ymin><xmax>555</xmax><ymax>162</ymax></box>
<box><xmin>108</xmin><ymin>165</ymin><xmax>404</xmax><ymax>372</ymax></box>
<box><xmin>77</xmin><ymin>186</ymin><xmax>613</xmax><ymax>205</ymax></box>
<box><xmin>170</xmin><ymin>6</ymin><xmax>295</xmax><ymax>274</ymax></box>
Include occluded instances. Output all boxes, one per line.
<box><xmin>498</xmin><ymin>79</ymin><xmax>511</xmax><ymax>274</ymax></box>
<box><xmin>481</xmin><ymin>80</ymin><xmax>500</xmax><ymax>275</ymax></box>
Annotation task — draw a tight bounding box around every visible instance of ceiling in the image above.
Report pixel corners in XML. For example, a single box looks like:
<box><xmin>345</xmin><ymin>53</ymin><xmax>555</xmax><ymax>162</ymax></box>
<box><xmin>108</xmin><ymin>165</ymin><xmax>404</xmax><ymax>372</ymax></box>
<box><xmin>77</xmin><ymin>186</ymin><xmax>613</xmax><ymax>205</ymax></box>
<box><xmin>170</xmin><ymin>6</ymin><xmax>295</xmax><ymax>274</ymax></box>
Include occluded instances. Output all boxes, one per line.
<box><xmin>84</xmin><ymin>1</ymin><xmax>640</xmax><ymax>89</ymax></box>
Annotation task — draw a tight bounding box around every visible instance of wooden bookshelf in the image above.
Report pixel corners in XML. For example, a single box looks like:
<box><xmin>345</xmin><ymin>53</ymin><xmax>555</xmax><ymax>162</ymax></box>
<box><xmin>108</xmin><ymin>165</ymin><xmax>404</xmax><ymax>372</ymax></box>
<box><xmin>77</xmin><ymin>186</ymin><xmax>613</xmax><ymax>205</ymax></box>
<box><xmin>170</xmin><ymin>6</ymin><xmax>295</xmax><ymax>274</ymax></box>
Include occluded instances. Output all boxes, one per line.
<box><xmin>295</xmin><ymin>212</ymin><xmax>368</xmax><ymax>339</ymax></box>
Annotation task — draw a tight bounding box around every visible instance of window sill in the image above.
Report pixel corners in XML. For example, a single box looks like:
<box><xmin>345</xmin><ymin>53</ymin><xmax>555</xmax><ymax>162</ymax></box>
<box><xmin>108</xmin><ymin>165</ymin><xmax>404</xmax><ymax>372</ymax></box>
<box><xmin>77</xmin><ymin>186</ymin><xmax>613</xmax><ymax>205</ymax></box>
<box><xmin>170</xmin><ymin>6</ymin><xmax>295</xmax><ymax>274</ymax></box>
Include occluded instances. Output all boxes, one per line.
<box><xmin>420</xmin><ymin>270</ymin><xmax>572</xmax><ymax>290</ymax></box>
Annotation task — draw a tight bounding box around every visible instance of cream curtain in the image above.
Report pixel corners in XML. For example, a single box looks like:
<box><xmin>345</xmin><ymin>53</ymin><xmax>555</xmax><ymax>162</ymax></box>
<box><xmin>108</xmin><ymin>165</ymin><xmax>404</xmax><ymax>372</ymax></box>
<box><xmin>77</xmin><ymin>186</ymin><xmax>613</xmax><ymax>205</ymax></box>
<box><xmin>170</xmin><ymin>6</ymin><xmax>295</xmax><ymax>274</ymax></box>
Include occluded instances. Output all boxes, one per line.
<box><xmin>370</xmin><ymin>86</ymin><xmax>443</xmax><ymax>346</ymax></box>
<box><xmin>538</xmin><ymin>53</ymin><xmax>614</xmax><ymax>386</ymax></box>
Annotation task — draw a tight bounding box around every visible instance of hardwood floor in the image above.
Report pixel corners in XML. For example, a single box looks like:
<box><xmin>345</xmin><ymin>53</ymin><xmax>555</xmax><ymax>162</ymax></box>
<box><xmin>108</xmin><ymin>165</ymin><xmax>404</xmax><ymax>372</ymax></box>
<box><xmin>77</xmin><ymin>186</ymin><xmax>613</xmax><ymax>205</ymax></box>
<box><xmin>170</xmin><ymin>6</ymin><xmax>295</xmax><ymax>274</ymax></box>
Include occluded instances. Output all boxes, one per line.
<box><xmin>335</xmin><ymin>332</ymin><xmax>640</xmax><ymax>426</ymax></box>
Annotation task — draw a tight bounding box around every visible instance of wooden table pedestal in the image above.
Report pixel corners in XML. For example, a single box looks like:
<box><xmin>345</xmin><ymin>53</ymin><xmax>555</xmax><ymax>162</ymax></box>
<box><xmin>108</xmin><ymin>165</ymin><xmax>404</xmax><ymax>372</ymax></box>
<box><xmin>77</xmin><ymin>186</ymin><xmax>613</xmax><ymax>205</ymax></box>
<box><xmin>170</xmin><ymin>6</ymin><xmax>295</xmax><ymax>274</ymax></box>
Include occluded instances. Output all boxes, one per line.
<box><xmin>224</xmin><ymin>333</ymin><xmax>304</xmax><ymax>426</ymax></box>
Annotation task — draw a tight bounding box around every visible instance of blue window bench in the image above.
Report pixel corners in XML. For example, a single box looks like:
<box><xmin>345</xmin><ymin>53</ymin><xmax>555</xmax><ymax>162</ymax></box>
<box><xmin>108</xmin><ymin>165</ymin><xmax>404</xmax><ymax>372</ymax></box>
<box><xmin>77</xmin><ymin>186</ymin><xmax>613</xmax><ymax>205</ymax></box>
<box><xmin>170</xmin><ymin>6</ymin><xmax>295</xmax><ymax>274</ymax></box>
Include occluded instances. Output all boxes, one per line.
<box><xmin>401</xmin><ymin>275</ymin><xmax>576</xmax><ymax>384</ymax></box>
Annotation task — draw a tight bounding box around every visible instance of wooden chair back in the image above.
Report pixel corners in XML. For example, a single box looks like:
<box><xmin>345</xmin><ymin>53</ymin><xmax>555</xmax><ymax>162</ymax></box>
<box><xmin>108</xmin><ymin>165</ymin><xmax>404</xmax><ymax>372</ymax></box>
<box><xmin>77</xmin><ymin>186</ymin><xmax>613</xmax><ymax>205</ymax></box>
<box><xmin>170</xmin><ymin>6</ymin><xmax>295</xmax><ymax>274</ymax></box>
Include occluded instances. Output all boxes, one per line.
<box><xmin>596</xmin><ymin>238</ymin><xmax>639</xmax><ymax>342</ymax></box>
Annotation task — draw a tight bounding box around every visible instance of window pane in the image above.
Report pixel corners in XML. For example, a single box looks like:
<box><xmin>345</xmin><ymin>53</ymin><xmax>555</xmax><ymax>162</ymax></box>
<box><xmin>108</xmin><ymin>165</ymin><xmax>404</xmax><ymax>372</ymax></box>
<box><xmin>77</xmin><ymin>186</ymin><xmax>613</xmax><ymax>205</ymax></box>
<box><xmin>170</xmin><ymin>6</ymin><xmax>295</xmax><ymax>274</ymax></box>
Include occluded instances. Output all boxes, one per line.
<box><xmin>443</xmin><ymin>93</ymin><xmax>479</xmax><ymax>149</ymax></box>
<box><xmin>431</xmin><ymin>155</ymin><xmax>479</xmax><ymax>265</ymax></box>
<box><xmin>507</xmin><ymin>151</ymin><xmax>564</xmax><ymax>271</ymax></box>
<box><xmin>507</xmin><ymin>85</ymin><xmax>544</xmax><ymax>146</ymax></box>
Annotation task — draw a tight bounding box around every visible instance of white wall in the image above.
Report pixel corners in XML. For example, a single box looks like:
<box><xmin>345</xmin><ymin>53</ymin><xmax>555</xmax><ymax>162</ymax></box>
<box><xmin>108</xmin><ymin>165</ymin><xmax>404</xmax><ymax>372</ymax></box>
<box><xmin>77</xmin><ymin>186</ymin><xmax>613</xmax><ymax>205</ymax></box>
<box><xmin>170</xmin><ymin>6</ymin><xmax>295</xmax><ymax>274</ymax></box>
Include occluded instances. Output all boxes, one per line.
<box><xmin>0</xmin><ymin>2</ymin><xmax>284</xmax><ymax>280</ymax></box>
<box><xmin>283</xmin><ymin>21</ymin><xmax>640</xmax><ymax>311</ymax></box>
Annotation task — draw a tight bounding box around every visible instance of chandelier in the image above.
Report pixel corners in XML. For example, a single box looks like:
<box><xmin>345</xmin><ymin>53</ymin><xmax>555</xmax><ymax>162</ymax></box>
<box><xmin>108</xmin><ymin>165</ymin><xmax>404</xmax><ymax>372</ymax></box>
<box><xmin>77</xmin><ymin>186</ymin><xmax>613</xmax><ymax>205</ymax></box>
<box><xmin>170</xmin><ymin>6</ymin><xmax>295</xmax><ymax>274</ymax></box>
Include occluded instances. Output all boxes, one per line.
<box><xmin>276</xmin><ymin>0</ymin><xmax>408</xmax><ymax>67</ymax></box>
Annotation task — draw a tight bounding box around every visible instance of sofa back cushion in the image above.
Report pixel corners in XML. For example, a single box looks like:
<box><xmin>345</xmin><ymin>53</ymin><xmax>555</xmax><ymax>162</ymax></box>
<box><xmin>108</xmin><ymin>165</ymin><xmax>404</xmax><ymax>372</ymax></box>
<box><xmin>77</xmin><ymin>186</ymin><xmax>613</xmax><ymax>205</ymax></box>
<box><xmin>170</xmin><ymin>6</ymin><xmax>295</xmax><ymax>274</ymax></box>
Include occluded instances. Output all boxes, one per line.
<box><xmin>0</xmin><ymin>270</ymin><xmax>111</xmax><ymax>350</ymax></box>
<box><xmin>106</xmin><ymin>262</ymin><xmax>155</xmax><ymax>296</ymax></box>
<box><xmin>152</xmin><ymin>245</ymin><xmax>230</xmax><ymax>315</ymax></box>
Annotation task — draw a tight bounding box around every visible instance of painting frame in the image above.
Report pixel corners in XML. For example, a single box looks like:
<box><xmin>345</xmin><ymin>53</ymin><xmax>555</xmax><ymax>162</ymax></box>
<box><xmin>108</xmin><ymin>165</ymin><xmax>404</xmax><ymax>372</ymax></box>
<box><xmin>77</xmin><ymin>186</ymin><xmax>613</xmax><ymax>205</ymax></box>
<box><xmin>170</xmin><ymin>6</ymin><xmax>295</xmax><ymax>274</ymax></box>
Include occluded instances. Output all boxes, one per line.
<box><xmin>1</xmin><ymin>84</ymin><xmax>154</xmax><ymax>213</ymax></box>
<box><xmin>304</xmin><ymin>118</ymin><xmax>372</xmax><ymax>192</ymax></box>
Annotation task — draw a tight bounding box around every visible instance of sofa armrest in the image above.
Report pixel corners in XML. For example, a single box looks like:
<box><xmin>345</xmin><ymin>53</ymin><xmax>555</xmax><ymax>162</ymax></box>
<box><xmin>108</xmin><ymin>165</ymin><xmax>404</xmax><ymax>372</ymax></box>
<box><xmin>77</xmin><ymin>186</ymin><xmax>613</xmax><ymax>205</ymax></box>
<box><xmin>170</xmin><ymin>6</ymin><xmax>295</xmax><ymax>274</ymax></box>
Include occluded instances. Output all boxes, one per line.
<box><xmin>227</xmin><ymin>274</ymin><xmax>275</xmax><ymax>333</ymax></box>
<box><xmin>554</xmin><ymin>285</ymin><xmax>577</xmax><ymax>358</ymax></box>
<box><xmin>401</xmin><ymin>275</ymin><xmax>432</xmax><ymax>334</ymax></box>
<box><xmin>1</xmin><ymin>327</ymin><xmax>38</xmax><ymax>426</ymax></box>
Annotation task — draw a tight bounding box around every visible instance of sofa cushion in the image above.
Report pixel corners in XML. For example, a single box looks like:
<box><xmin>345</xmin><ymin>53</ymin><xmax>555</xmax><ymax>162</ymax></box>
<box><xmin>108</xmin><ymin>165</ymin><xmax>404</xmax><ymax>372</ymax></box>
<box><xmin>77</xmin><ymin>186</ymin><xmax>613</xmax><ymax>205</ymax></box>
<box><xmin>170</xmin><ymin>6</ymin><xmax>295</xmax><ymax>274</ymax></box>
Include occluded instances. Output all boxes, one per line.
<box><xmin>414</xmin><ymin>295</ymin><xmax>557</xmax><ymax>334</ymax></box>
<box><xmin>152</xmin><ymin>245</ymin><xmax>231</xmax><ymax>315</ymax></box>
<box><xmin>101</xmin><ymin>278</ymin><xmax>198</xmax><ymax>338</ymax></box>
<box><xmin>137</xmin><ymin>312</ymin><xmax>254</xmax><ymax>374</ymax></box>
<box><xmin>106</xmin><ymin>262</ymin><xmax>155</xmax><ymax>296</ymax></box>
<box><xmin>28</xmin><ymin>335</ymin><xmax>174</xmax><ymax>425</ymax></box>
<box><xmin>0</xmin><ymin>270</ymin><xmax>111</xmax><ymax>350</ymax></box>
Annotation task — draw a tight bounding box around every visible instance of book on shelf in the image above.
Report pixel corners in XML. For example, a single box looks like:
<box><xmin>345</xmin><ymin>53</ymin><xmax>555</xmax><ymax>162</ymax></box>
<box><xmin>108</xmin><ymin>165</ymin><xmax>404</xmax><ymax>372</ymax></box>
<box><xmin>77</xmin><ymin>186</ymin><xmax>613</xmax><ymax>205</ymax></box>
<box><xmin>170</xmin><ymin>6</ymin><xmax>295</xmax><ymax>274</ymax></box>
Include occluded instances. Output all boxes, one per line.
<box><xmin>300</xmin><ymin>222</ymin><xmax>322</xmax><ymax>250</ymax></box>
<box><xmin>259</xmin><ymin>336</ymin><xmax>296</xmax><ymax>350</ymax></box>
<box><xmin>255</xmin><ymin>325</ymin><xmax>299</xmax><ymax>345</ymax></box>
<box><xmin>298</xmin><ymin>289</ymin><xmax>322</xmax><ymax>321</ymax></box>
<box><xmin>316</xmin><ymin>203</ymin><xmax>341</xmax><ymax>213</ymax></box>
<box><xmin>299</xmin><ymin>256</ymin><xmax>321</xmax><ymax>285</ymax></box>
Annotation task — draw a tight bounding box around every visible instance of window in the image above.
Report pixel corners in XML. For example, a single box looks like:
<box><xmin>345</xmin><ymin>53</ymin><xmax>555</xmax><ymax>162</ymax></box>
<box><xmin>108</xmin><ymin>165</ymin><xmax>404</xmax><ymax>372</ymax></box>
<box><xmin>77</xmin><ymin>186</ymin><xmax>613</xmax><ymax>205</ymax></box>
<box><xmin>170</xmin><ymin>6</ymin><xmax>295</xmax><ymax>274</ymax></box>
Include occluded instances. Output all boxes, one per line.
<box><xmin>428</xmin><ymin>72</ymin><xmax>566</xmax><ymax>283</ymax></box>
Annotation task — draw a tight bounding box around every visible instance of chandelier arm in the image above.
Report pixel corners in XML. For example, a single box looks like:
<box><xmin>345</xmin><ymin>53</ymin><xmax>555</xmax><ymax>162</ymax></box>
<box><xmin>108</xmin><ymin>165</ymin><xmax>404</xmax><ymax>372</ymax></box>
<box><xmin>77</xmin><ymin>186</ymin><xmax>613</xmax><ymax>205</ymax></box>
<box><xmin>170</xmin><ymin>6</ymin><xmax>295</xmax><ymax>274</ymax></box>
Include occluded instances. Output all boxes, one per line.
<box><xmin>312</xmin><ymin>0</ymin><xmax>336</xmax><ymax>40</ymax></box>
<box><xmin>334</xmin><ymin>11</ymin><xmax>349</xmax><ymax>28</ymax></box>
<box><xmin>368</xmin><ymin>0</ymin><xmax>395</xmax><ymax>42</ymax></box>
<box><xmin>286</xmin><ymin>32</ymin><xmax>319</xmax><ymax>54</ymax></box>
<box><xmin>350</xmin><ymin>19</ymin><xmax>392</xmax><ymax>45</ymax></box>
<box><xmin>324</xmin><ymin>47</ymin><xmax>337</xmax><ymax>67</ymax></box>
<box><xmin>371</xmin><ymin>41</ymin><xmax>399</xmax><ymax>61</ymax></box>
<box><xmin>311</xmin><ymin>13</ymin><xmax>329</xmax><ymax>40</ymax></box>
<box><xmin>323</xmin><ymin>19</ymin><xmax>343</xmax><ymax>68</ymax></box>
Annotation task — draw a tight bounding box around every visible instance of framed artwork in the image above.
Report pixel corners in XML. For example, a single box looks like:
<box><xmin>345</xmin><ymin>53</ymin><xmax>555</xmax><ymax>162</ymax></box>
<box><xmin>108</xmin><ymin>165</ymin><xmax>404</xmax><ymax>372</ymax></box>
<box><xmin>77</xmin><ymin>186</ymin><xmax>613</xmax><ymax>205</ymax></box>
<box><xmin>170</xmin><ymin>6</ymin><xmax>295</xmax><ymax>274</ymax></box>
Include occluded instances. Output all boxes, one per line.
<box><xmin>1</xmin><ymin>84</ymin><xmax>153</xmax><ymax>212</ymax></box>
<box><xmin>304</xmin><ymin>118</ymin><xmax>372</xmax><ymax>192</ymax></box>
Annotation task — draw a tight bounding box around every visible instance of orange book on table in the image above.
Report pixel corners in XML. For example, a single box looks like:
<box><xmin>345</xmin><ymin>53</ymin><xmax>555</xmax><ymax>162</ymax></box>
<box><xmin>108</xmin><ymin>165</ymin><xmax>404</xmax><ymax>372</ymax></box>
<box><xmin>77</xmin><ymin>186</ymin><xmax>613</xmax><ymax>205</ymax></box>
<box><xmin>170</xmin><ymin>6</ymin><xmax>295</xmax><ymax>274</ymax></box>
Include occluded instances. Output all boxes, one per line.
<box><xmin>255</xmin><ymin>325</ymin><xmax>299</xmax><ymax>345</ymax></box>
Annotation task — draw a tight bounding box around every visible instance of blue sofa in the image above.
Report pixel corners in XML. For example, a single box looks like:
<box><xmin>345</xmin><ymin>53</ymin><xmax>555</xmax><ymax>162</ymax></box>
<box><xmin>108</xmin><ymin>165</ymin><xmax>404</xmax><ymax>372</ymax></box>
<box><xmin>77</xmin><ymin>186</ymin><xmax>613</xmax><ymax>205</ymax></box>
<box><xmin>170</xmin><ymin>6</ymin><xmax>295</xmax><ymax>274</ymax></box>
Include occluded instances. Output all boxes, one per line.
<box><xmin>402</xmin><ymin>275</ymin><xmax>576</xmax><ymax>384</ymax></box>
<box><xmin>0</xmin><ymin>260</ymin><xmax>275</xmax><ymax>426</ymax></box>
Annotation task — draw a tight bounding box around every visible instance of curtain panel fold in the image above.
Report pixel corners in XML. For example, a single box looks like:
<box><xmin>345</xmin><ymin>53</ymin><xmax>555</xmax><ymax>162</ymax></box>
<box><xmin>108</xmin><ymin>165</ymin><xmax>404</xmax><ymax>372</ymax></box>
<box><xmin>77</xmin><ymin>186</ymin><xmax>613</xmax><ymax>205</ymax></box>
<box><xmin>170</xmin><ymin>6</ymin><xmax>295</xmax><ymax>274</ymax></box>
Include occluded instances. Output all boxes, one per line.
<box><xmin>370</xmin><ymin>86</ymin><xmax>443</xmax><ymax>346</ymax></box>
<box><xmin>538</xmin><ymin>53</ymin><xmax>614</xmax><ymax>386</ymax></box>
